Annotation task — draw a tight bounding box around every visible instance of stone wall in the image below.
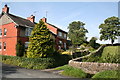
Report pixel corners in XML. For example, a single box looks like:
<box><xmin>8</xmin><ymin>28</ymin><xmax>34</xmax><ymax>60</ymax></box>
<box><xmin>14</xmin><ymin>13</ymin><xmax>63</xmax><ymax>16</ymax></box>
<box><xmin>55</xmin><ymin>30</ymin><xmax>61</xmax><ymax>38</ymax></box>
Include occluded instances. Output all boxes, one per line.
<box><xmin>69</xmin><ymin>60</ymin><xmax>120</xmax><ymax>74</ymax></box>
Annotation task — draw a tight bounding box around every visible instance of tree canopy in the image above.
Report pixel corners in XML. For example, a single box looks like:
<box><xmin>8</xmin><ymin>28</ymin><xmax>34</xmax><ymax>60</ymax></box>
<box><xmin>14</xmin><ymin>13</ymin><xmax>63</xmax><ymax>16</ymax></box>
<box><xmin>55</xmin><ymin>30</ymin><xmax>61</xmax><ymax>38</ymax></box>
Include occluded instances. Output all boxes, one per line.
<box><xmin>27</xmin><ymin>20</ymin><xmax>54</xmax><ymax>58</ymax></box>
<box><xmin>99</xmin><ymin>16</ymin><xmax>120</xmax><ymax>44</ymax></box>
<box><xmin>68</xmin><ymin>21</ymin><xmax>88</xmax><ymax>47</ymax></box>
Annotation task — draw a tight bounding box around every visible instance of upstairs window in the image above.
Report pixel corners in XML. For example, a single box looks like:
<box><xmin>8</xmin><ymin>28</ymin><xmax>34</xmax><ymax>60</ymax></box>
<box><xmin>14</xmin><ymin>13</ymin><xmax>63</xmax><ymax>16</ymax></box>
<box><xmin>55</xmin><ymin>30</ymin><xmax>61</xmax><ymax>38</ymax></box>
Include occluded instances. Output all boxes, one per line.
<box><xmin>0</xmin><ymin>29</ymin><xmax>2</xmax><ymax>36</ymax></box>
<box><xmin>25</xmin><ymin>28</ymin><xmax>33</xmax><ymax>36</ymax></box>
<box><xmin>25</xmin><ymin>42</ymin><xmax>30</xmax><ymax>49</ymax></box>
<box><xmin>64</xmin><ymin>34</ymin><xmax>67</xmax><ymax>38</ymax></box>
<box><xmin>0</xmin><ymin>42</ymin><xmax>1</xmax><ymax>50</ymax></box>
<box><xmin>58</xmin><ymin>31</ymin><xmax>62</xmax><ymax>37</ymax></box>
<box><xmin>3</xmin><ymin>42</ymin><xmax>6</xmax><ymax>50</ymax></box>
<box><xmin>4</xmin><ymin>28</ymin><xmax>7</xmax><ymax>36</ymax></box>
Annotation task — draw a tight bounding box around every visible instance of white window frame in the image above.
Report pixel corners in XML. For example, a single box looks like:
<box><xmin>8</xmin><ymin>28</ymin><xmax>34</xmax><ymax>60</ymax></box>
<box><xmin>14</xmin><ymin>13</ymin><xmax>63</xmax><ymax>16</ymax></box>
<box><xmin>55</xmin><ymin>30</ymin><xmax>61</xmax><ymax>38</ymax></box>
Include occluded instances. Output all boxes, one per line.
<box><xmin>4</xmin><ymin>28</ymin><xmax>7</xmax><ymax>36</ymax></box>
<box><xmin>58</xmin><ymin>31</ymin><xmax>62</xmax><ymax>37</ymax></box>
<box><xmin>25</xmin><ymin>42</ymin><xmax>30</xmax><ymax>48</ymax></box>
<box><xmin>64</xmin><ymin>43</ymin><xmax>66</xmax><ymax>50</ymax></box>
<box><xmin>25</xmin><ymin>28</ymin><xmax>33</xmax><ymax>36</ymax></box>
<box><xmin>0</xmin><ymin>42</ymin><xmax>2</xmax><ymax>51</ymax></box>
<box><xmin>3</xmin><ymin>42</ymin><xmax>6</xmax><ymax>51</ymax></box>
<box><xmin>0</xmin><ymin>29</ymin><xmax>2</xmax><ymax>36</ymax></box>
<box><xmin>64</xmin><ymin>34</ymin><xmax>67</xmax><ymax>38</ymax></box>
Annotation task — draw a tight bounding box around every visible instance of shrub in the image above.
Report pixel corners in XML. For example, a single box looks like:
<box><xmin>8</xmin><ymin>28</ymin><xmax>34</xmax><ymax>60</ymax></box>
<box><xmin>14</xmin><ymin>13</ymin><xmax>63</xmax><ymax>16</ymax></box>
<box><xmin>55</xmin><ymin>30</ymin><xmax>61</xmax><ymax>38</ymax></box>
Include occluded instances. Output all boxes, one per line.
<box><xmin>1</xmin><ymin>55</ymin><xmax>55</xmax><ymax>69</ymax></box>
<box><xmin>51</xmin><ymin>51</ymin><xmax>72</xmax><ymax>67</ymax></box>
<box><xmin>27</xmin><ymin>20</ymin><xmax>54</xmax><ymax>58</ymax></box>
<box><xmin>16</xmin><ymin>40</ymin><xmax>25</xmax><ymax>57</ymax></box>
<box><xmin>92</xmin><ymin>70</ymin><xmax>120</xmax><ymax>78</ymax></box>
<box><xmin>101</xmin><ymin>53</ymin><xmax>120</xmax><ymax>63</ymax></box>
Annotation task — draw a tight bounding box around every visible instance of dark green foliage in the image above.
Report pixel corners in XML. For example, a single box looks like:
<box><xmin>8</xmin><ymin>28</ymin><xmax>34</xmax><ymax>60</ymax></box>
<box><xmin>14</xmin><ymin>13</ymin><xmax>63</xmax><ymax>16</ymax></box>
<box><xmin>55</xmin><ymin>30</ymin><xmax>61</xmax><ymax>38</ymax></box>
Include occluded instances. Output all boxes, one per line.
<box><xmin>16</xmin><ymin>40</ymin><xmax>25</xmax><ymax>57</ymax></box>
<box><xmin>1</xmin><ymin>52</ymin><xmax>72</xmax><ymax>69</ymax></box>
<box><xmin>89</xmin><ymin>37</ymin><xmax>100</xmax><ymax>49</ymax></box>
<box><xmin>1</xmin><ymin>55</ymin><xmax>55</xmax><ymax>69</ymax></box>
<box><xmin>92</xmin><ymin>70</ymin><xmax>120</xmax><ymax>78</ymax></box>
<box><xmin>27</xmin><ymin>20</ymin><xmax>54</xmax><ymax>58</ymax></box>
<box><xmin>51</xmin><ymin>51</ymin><xmax>72</xmax><ymax>67</ymax></box>
<box><xmin>68</xmin><ymin>21</ymin><xmax>88</xmax><ymax>47</ymax></box>
<box><xmin>99</xmin><ymin>16</ymin><xmax>120</xmax><ymax>44</ymax></box>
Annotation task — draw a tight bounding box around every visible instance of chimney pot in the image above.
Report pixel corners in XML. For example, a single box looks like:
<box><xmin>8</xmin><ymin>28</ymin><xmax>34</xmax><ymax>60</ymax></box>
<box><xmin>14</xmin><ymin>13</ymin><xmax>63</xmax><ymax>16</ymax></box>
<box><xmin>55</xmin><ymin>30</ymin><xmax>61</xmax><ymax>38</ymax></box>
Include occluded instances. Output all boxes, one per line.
<box><xmin>41</xmin><ymin>17</ymin><xmax>47</xmax><ymax>22</ymax></box>
<box><xmin>27</xmin><ymin>15</ymin><xmax>35</xmax><ymax>23</ymax></box>
<box><xmin>2</xmin><ymin>5</ymin><xmax>9</xmax><ymax>13</ymax></box>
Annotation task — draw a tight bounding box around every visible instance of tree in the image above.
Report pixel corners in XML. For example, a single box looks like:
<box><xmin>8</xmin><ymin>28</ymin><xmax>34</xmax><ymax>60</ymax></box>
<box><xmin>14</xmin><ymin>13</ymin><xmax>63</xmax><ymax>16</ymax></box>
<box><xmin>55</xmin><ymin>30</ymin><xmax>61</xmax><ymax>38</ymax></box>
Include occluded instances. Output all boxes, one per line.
<box><xmin>16</xmin><ymin>40</ymin><xmax>25</xmax><ymax>57</ymax></box>
<box><xmin>68</xmin><ymin>21</ymin><xmax>88</xmax><ymax>49</ymax></box>
<box><xmin>99</xmin><ymin>16</ymin><xmax>120</xmax><ymax>44</ymax></box>
<box><xmin>89</xmin><ymin>37</ymin><xmax>97</xmax><ymax>48</ymax></box>
<box><xmin>27</xmin><ymin>20</ymin><xmax>54</xmax><ymax>58</ymax></box>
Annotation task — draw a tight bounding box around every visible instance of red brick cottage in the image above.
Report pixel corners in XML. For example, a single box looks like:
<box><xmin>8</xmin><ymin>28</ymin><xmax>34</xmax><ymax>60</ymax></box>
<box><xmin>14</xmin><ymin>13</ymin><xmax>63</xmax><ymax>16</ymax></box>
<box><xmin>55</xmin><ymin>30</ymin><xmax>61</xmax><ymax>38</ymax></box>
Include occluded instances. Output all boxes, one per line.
<box><xmin>0</xmin><ymin>5</ymin><xmax>67</xmax><ymax>56</ymax></box>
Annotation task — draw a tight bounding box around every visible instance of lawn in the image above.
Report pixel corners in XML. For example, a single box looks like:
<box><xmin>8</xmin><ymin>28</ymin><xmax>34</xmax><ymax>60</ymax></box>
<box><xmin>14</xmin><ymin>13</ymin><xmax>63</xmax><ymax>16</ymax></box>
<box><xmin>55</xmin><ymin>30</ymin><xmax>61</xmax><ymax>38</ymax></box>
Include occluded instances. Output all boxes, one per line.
<box><xmin>102</xmin><ymin>46</ymin><xmax>120</xmax><ymax>57</ymax></box>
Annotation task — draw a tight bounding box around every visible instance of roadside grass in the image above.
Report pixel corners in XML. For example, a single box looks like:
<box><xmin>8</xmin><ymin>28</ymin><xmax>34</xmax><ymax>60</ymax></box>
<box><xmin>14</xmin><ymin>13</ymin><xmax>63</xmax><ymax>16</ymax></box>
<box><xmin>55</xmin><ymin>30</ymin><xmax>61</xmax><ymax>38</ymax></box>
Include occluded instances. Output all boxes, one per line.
<box><xmin>92</xmin><ymin>70</ymin><xmax>120</xmax><ymax>78</ymax></box>
<box><xmin>54</xmin><ymin>65</ymin><xmax>90</xmax><ymax>78</ymax></box>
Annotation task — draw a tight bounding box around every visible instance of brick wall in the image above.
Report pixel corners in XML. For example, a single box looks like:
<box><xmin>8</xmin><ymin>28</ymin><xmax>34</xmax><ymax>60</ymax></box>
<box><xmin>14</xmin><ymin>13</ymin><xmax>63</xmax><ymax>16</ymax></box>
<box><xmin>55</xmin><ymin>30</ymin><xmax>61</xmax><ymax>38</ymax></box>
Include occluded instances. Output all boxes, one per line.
<box><xmin>0</xmin><ymin>22</ymin><xmax>17</xmax><ymax>56</ymax></box>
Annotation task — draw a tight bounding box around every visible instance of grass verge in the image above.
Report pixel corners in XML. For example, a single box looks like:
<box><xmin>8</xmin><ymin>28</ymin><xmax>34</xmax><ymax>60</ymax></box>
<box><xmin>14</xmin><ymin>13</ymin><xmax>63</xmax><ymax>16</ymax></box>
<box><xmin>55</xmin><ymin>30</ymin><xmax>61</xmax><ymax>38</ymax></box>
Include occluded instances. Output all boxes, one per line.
<box><xmin>54</xmin><ymin>65</ymin><xmax>92</xmax><ymax>78</ymax></box>
<box><xmin>92</xmin><ymin>70</ymin><xmax>120</xmax><ymax>78</ymax></box>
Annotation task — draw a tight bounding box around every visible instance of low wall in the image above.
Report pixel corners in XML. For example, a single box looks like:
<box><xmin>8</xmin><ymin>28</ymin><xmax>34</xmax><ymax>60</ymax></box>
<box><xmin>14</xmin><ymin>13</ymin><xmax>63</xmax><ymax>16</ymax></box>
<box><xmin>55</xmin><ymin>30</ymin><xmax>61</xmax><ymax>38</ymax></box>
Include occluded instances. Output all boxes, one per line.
<box><xmin>69</xmin><ymin>60</ymin><xmax>120</xmax><ymax>74</ymax></box>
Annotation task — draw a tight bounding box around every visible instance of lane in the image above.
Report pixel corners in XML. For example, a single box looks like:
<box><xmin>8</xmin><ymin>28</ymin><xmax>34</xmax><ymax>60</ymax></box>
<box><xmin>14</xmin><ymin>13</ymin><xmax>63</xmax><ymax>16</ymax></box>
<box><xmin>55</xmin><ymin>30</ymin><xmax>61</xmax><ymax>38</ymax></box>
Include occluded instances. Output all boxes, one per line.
<box><xmin>2</xmin><ymin>63</ymin><xmax>67</xmax><ymax>78</ymax></box>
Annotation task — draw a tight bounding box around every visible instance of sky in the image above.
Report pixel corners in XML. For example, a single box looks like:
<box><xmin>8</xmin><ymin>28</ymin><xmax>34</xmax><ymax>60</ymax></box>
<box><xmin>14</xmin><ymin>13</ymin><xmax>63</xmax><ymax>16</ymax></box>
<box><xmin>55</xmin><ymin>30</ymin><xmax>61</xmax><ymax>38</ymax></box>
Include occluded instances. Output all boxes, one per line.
<box><xmin>0</xmin><ymin>1</ymin><xmax>119</xmax><ymax>44</ymax></box>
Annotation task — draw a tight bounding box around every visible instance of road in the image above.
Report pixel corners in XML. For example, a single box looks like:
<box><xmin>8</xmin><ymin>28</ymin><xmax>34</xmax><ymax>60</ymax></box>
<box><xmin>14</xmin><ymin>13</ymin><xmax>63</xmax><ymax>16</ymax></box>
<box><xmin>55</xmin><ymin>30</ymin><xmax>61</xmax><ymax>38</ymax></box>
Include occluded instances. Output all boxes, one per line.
<box><xmin>1</xmin><ymin>63</ymin><xmax>68</xmax><ymax>78</ymax></box>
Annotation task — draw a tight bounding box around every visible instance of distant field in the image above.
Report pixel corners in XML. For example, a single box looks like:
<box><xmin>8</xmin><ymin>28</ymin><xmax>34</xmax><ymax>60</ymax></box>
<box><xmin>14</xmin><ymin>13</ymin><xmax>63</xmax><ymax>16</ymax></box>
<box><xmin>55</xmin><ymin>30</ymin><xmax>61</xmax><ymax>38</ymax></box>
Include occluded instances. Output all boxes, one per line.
<box><xmin>101</xmin><ymin>46</ymin><xmax>120</xmax><ymax>58</ymax></box>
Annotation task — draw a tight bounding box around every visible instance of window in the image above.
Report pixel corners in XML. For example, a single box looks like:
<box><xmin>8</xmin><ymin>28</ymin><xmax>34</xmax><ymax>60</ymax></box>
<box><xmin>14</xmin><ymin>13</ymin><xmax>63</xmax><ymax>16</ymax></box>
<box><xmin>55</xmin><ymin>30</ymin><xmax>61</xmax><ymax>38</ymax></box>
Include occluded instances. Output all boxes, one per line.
<box><xmin>64</xmin><ymin>34</ymin><xmax>67</xmax><ymax>38</ymax></box>
<box><xmin>25</xmin><ymin>28</ymin><xmax>33</xmax><ymax>36</ymax></box>
<box><xmin>0</xmin><ymin>42</ymin><xmax>1</xmax><ymax>50</ymax></box>
<box><xmin>64</xmin><ymin>43</ymin><xmax>66</xmax><ymax>50</ymax></box>
<box><xmin>58</xmin><ymin>31</ymin><xmax>62</xmax><ymax>37</ymax></box>
<box><xmin>3</xmin><ymin>42</ymin><xmax>6</xmax><ymax>50</ymax></box>
<box><xmin>25</xmin><ymin>42</ymin><xmax>30</xmax><ymax>48</ymax></box>
<box><xmin>0</xmin><ymin>29</ymin><xmax>2</xmax><ymax>36</ymax></box>
<box><xmin>4</xmin><ymin>28</ymin><xmax>7</xmax><ymax>36</ymax></box>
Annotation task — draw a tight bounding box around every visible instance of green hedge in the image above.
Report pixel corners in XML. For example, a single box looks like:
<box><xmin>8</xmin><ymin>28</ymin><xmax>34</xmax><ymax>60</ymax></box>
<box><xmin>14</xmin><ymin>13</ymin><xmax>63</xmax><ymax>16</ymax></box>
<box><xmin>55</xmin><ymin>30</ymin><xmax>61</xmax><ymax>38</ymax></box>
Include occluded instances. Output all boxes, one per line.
<box><xmin>0</xmin><ymin>53</ymin><xmax>72</xmax><ymax>69</ymax></box>
<box><xmin>1</xmin><ymin>55</ymin><xmax>55</xmax><ymax>69</ymax></box>
<box><xmin>92</xmin><ymin>70</ymin><xmax>120</xmax><ymax>78</ymax></box>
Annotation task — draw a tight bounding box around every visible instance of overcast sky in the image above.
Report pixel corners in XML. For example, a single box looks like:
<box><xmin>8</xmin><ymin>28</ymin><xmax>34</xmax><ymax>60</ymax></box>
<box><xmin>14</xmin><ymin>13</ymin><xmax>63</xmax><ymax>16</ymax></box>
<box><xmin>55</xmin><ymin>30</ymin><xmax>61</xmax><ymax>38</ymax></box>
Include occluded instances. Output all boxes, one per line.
<box><xmin>1</xmin><ymin>1</ymin><xmax>119</xmax><ymax>44</ymax></box>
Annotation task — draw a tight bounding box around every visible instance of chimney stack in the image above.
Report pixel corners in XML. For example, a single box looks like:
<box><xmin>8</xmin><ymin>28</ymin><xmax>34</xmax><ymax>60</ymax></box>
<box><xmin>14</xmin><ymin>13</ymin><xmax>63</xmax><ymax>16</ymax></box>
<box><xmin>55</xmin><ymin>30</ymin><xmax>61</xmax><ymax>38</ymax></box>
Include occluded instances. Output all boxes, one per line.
<box><xmin>2</xmin><ymin>5</ymin><xmax>9</xmax><ymax>13</ymax></box>
<box><xmin>27</xmin><ymin>15</ymin><xmax>35</xmax><ymax>23</ymax></box>
<box><xmin>41</xmin><ymin>17</ymin><xmax>47</xmax><ymax>22</ymax></box>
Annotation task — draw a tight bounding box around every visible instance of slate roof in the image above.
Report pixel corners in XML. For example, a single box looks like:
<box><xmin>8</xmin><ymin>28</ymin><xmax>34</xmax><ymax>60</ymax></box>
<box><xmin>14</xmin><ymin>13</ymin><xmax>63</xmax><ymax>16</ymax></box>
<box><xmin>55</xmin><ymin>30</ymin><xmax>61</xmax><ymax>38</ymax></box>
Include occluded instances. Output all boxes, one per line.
<box><xmin>8</xmin><ymin>13</ymin><xmax>35</xmax><ymax>27</ymax></box>
<box><xmin>46</xmin><ymin>22</ymin><xmax>67</xmax><ymax>33</ymax></box>
<box><xmin>1</xmin><ymin>12</ymin><xmax>35</xmax><ymax>27</ymax></box>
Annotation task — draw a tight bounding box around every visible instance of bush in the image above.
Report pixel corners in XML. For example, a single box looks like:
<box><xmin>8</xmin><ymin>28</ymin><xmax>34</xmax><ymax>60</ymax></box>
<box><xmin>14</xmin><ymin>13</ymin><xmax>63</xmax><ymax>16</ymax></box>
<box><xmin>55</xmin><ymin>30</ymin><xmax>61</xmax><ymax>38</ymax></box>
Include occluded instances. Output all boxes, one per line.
<box><xmin>16</xmin><ymin>40</ymin><xmax>25</xmax><ymax>57</ymax></box>
<box><xmin>101</xmin><ymin>46</ymin><xmax>120</xmax><ymax>63</ymax></box>
<box><xmin>1</xmin><ymin>51</ymin><xmax>72</xmax><ymax>69</ymax></box>
<box><xmin>92</xmin><ymin>70</ymin><xmax>120</xmax><ymax>78</ymax></box>
<box><xmin>1</xmin><ymin>55</ymin><xmax>55</xmax><ymax>69</ymax></box>
<box><xmin>51</xmin><ymin>51</ymin><xmax>72</xmax><ymax>67</ymax></box>
<box><xmin>101</xmin><ymin>53</ymin><xmax>120</xmax><ymax>63</ymax></box>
